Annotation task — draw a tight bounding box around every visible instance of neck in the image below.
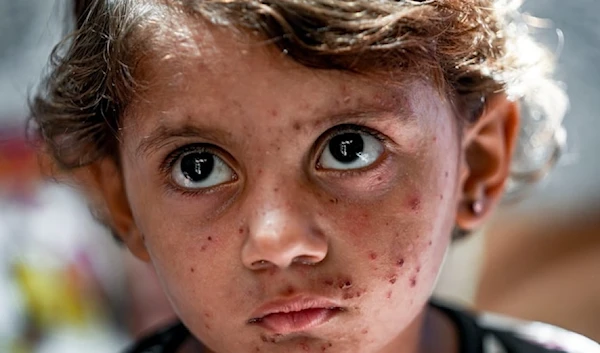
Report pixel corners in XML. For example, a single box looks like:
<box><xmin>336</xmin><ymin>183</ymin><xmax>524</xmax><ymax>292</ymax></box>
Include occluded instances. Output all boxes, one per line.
<box><xmin>376</xmin><ymin>304</ymin><xmax>459</xmax><ymax>353</ymax></box>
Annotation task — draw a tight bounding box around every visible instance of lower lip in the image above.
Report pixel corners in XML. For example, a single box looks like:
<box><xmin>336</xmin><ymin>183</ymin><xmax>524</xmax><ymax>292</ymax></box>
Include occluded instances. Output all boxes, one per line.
<box><xmin>255</xmin><ymin>308</ymin><xmax>339</xmax><ymax>334</ymax></box>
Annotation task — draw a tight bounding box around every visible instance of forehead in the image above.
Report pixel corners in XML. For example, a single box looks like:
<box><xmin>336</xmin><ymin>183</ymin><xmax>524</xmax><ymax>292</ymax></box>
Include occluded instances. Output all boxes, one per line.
<box><xmin>124</xmin><ymin>12</ymin><xmax>446</xmax><ymax>139</ymax></box>
<box><xmin>138</xmin><ymin>8</ymin><xmax>427</xmax><ymax>92</ymax></box>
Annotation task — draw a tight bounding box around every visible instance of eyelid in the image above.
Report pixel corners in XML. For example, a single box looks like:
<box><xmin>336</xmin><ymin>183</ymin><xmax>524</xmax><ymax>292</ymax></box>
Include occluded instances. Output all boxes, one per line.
<box><xmin>159</xmin><ymin>143</ymin><xmax>237</xmax><ymax>181</ymax></box>
<box><xmin>320</xmin><ymin>123</ymin><xmax>387</xmax><ymax>142</ymax></box>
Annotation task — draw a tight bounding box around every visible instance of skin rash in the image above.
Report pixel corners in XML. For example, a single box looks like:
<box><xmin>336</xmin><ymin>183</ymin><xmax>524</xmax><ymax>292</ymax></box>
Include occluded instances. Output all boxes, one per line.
<box><xmin>94</xmin><ymin>17</ymin><xmax>517</xmax><ymax>353</ymax></box>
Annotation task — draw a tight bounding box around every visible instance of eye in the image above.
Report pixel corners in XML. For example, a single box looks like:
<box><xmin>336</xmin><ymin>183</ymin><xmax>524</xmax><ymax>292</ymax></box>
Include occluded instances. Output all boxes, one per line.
<box><xmin>171</xmin><ymin>147</ymin><xmax>235</xmax><ymax>189</ymax></box>
<box><xmin>318</xmin><ymin>128</ymin><xmax>384</xmax><ymax>170</ymax></box>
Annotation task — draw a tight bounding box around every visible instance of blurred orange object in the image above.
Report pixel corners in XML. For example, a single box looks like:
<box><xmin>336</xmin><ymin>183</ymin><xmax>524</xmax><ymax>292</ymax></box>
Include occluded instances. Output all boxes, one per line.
<box><xmin>476</xmin><ymin>203</ymin><xmax>600</xmax><ymax>342</ymax></box>
<box><xmin>0</xmin><ymin>127</ymin><xmax>41</xmax><ymax>198</ymax></box>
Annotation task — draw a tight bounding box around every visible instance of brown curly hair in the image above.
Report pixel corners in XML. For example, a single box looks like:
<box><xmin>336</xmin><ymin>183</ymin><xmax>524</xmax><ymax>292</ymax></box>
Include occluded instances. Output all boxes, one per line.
<box><xmin>31</xmin><ymin>0</ymin><xmax>566</xmax><ymax>196</ymax></box>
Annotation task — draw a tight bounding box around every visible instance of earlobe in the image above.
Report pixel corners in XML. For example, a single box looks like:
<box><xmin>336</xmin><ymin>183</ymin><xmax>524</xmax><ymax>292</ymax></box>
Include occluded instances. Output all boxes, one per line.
<box><xmin>456</xmin><ymin>94</ymin><xmax>520</xmax><ymax>231</ymax></box>
<box><xmin>76</xmin><ymin>159</ymin><xmax>151</xmax><ymax>262</ymax></box>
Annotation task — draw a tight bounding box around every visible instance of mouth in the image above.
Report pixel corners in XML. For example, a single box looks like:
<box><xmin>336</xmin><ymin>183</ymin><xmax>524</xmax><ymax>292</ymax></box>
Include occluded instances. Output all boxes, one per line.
<box><xmin>248</xmin><ymin>296</ymin><xmax>344</xmax><ymax>334</ymax></box>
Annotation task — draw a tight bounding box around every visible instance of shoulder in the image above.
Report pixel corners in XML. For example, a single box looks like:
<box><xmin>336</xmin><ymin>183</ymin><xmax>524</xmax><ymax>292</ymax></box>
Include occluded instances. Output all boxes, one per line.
<box><xmin>475</xmin><ymin>311</ymin><xmax>600</xmax><ymax>353</ymax></box>
<box><xmin>431</xmin><ymin>301</ymin><xmax>599</xmax><ymax>353</ymax></box>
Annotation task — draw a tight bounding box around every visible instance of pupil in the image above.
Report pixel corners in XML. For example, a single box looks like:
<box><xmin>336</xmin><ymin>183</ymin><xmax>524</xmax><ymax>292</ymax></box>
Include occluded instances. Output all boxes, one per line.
<box><xmin>181</xmin><ymin>152</ymin><xmax>214</xmax><ymax>182</ymax></box>
<box><xmin>329</xmin><ymin>133</ymin><xmax>364</xmax><ymax>163</ymax></box>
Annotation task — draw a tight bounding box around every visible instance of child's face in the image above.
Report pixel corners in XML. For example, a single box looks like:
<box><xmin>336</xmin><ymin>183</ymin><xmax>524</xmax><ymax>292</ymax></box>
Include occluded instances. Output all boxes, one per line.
<box><xmin>116</xmin><ymin>24</ymin><xmax>463</xmax><ymax>353</ymax></box>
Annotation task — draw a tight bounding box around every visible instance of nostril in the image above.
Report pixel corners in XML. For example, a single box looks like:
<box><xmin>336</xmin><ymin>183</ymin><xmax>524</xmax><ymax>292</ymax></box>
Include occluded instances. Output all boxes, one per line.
<box><xmin>292</xmin><ymin>255</ymin><xmax>319</xmax><ymax>266</ymax></box>
<box><xmin>251</xmin><ymin>260</ymin><xmax>271</xmax><ymax>269</ymax></box>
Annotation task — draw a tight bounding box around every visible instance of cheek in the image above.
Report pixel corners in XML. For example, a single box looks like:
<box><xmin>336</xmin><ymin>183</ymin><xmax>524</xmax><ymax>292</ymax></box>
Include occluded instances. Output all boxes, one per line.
<box><xmin>327</xmin><ymin>199</ymin><xmax>435</xmax><ymax>294</ymax></box>
<box><xmin>121</xmin><ymin>166</ymin><xmax>245</xmax><ymax>311</ymax></box>
<box><xmin>321</xmin><ymin>140</ymin><xmax>459</xmax><ymax>302</ymax></box>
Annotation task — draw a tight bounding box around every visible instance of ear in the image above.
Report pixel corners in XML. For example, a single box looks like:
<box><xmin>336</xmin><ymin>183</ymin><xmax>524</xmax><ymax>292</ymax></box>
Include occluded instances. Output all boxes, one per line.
<box><xmin>456</xmin><ymin>94</ymin><xmax>520</xmax><ymax>231</ymax></box>
<box><xmin>75</xmin><ymin>159</ymin><xmax>150</xmax><ymax>262</ymax></box>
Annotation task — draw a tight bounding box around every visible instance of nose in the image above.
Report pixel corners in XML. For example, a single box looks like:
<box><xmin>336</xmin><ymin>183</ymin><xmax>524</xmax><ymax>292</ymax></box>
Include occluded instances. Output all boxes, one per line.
<box><xmin>241</xmin><ymin>202</ymin><xmax>328</xmax><ymax>271</ymax></box>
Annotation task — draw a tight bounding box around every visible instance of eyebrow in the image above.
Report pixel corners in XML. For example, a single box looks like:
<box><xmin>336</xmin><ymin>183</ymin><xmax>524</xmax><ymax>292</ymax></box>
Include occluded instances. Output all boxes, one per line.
<box><xmin>313</xmin><ymin>105</ymin><xmax>415</xmax><ymax>131</ymax></box>
<box><xmin>135</xmin><ymin>123</ymin><xmax>233</xmax><ymax>158</ymax></box>
<box><xmin>135</xmin><ymin>97</ymin><xmax>416</xmax><ymax>159</ymax></box>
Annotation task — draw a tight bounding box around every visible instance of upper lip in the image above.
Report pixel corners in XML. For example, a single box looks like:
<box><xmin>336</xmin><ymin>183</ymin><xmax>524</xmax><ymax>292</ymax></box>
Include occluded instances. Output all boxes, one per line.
<box><xmin>249</xmin><ymin>295</ymin><xmax>341</xmax><ymax>322</ymax></box>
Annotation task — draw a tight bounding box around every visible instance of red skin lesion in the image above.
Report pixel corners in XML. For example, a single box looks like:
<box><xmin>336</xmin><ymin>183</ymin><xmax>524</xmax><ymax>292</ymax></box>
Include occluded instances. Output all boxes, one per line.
<box><xmin>407</xmin><ymin>195</ymin><xmax>421</xmax><ymax>212</ymax></box>
<box><xmin>409</xmin><ymin>276</ymin><xmax>417</xmax><ymax>288</ymax></box>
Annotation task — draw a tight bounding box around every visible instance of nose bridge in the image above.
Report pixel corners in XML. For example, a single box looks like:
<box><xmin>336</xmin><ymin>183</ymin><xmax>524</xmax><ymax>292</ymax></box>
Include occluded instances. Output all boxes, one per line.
<box><xmin>241</xmin><ymin>174</ymin><xmax>328</xmax><ymax>270</ymax></box>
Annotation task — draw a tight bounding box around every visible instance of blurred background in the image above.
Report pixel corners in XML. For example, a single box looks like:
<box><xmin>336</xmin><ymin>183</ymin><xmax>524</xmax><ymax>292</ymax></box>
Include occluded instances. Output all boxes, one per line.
<box><xmin>0</xmin><ymin>0</ymin><xmax>598</xmax><ymax>352</ymax></box>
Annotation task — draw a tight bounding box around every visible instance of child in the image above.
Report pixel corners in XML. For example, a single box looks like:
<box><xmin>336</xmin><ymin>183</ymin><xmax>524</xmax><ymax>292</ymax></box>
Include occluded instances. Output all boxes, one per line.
<box><xmin>30</xmin><ymin>0</ymin><xmax>599</xmax><ymax>352</ymax></box>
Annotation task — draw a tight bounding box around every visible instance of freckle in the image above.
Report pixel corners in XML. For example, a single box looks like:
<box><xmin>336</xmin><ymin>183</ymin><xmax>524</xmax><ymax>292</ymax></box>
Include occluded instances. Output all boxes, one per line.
<box><xmin>389</xmin><ymin>276</ymin><xmax>397</xmax><ymax>284</ymax></box>
<box><xmin>204</xmin><ymin>323</ymin><xmax>211</xmax><ymax>330</ymax></box>
<box><xmin>258</xmin><ymin>169</ymin><xmax>263</xmax><ymax>174</ymax></box>
<box><xmin>377</xmin><ymin>176</ymin><xmax>382</xmax><ymax>181</ymax></box>
<box><xmin>428</xmin><ymin>240</ymin><xmax>432</xmax><ymax>246</ymax></box>
<box><xmin>207</xmin><ymin>236</ymin><xmax>212</xmax><ymax>241</ymax></box>
<box><xmin>293</xmin><ymin>122</ymin><xmax>301</xmax><ymax>130</ymax></box>
<box><xmin>285</xmin><ymin>286</ymin><xmax>295</xmax><ymax>295</ymax></box>
<box><xmin>270</xmin><ymin>109</ymin><xmax>279</xmax><ymax>117</ymax></box>
<box><xmin>440</xmin><ymin>194</ymin><xmax>444</xmax><ymax>200</ymax></box>
<box><xmin>397</xmin><ymin>258</ymin><xmax>405</xmax><ymax>267</ymax></box>
<box><xmin>200</xmin><ymin>245</ymin><xmax>207</xmax><ymax>251</ymax></box>
<box><xmin>256</xmin><ymin>347</ymin><xmax>260</xmax><ymax>352</ymax></box>
<box><xmin>190</xmin><ymin>267</ymin><xmax>195</xmax><ymax>273</ymax></box>
<box><xmin>410</xmin><ymin>277</ymin><xmax>417</xmax><ymax>287</ymax></box>
<box><xmin>369</xmin><ymin>252</ymin><xmax>377</xmax><ymax>260</ymax></box>
<box><xmin>444</xmin><ymin>171</ymin><xmax>449</xmax><ymax>178</ymax></box>
<box><xmin>386</xmin><ymin>290</ymin><xmax>392</xmax><ymax>299</ymax></box>
<box><xmin>204</xmin><ymin>312</ymin><xmax>211</xmax><ymax>318</ymax></box>
<box><xmin>432</xmin><ymin>136</ymin><xmax>437</xmax><ymax>142</ymax></box>
<box><xmin>274</xmin><ymin>187</ymin><xmax>279</xmax><ymax>192</ymax></box>
<box><xmin>416</xmin><ymin>266</ymin><xmax>421</xmax><ymax>273</ymax></box>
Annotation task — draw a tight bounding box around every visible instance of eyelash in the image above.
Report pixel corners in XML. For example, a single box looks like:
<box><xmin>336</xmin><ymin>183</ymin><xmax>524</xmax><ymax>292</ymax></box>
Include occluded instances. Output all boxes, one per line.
<box><xmin>324</xmin><ymin>124</ymin><xmax>388</xmax><ymax>143</ymax></box>
<box><xmin>159</xmin><ymin>124</ymin><xmax>390</xmax><ymax>196</ymax></box>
